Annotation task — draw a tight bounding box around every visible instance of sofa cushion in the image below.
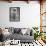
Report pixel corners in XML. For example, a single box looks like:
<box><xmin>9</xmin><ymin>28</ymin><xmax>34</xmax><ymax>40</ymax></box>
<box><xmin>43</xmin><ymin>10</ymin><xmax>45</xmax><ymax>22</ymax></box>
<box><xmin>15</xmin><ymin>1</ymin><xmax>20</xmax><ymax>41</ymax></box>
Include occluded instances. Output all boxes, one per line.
<box><xmin>9</xmin><ymin>33</ymin><xmax>34</xmax><ymax>43</ymax></box>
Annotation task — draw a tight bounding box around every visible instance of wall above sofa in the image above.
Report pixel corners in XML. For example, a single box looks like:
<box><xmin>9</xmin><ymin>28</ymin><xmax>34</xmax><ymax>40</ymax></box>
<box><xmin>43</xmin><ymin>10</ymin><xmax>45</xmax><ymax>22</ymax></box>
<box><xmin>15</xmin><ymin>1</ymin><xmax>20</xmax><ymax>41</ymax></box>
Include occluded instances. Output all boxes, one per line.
<box><xmin>0</xmin><ymin>1</ymin><xmax>40</xmax><ymax>28</ymax></box>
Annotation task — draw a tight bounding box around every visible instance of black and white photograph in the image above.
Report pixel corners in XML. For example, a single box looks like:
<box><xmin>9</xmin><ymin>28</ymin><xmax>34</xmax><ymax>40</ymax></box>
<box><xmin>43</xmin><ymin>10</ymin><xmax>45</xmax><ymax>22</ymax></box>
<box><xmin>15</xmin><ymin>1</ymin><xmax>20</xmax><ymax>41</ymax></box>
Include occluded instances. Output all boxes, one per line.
<box><xmin>9</xmin><ymin>7</ymin><xmax>20</xmax><ymax>22</ymax></box>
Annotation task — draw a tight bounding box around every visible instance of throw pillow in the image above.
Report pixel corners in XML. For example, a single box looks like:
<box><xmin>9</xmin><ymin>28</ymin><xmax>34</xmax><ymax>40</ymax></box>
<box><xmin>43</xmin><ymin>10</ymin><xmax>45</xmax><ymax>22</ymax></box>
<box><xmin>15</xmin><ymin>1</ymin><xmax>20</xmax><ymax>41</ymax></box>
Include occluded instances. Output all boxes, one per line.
<box><xmin>21</xmin><ymin>28</ymin><xmax>27</xmax><ymax>35</ymax></box>
<box><xmin>14</xmin><ymin>28</ymin><xmax>21</xmax><ymax>33</ymax></box>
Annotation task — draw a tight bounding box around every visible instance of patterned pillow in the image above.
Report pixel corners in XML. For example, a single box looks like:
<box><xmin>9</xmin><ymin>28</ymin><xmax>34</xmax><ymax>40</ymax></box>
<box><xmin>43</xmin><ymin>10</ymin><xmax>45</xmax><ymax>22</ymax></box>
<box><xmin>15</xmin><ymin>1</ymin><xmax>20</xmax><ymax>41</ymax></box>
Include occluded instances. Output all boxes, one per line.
<box><xmin>14</xmin><ymin>28</ymin><xmax>21</xmax><ymax>33</ymax></box>
<box><xmin>8</xmin><ymin>27</ymin><xmax>14</xmax><ymax>34</ymax></box>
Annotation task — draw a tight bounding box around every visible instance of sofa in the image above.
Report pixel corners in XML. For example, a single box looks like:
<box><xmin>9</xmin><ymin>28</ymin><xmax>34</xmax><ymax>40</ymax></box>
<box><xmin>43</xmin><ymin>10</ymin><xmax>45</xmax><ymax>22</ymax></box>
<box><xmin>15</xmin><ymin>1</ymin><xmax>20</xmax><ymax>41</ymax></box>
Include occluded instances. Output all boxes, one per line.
<box><xmin>7</xmin><ymin>27</ymin><xmax>34</xmax><ymax>43</ymax></box>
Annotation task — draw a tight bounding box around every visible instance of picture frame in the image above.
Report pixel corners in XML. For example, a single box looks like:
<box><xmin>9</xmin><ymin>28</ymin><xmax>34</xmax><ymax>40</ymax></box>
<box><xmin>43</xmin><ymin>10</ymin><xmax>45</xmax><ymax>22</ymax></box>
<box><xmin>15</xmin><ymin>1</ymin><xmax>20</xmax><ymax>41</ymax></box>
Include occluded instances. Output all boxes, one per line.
<box><xmin>9</xmin><ymin>7</ymin><xmax>20</xmax><ymax>22</ymax></box>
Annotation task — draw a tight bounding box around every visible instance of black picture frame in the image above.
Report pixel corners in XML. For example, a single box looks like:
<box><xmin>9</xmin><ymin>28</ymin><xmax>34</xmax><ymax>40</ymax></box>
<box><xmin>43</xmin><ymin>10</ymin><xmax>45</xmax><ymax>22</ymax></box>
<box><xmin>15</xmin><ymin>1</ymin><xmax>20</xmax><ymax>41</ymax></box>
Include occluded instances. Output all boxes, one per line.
<box><xmin>9</xmin><ymin>7</ymin><xmax>20</xmax><ymax>22</ymax></box>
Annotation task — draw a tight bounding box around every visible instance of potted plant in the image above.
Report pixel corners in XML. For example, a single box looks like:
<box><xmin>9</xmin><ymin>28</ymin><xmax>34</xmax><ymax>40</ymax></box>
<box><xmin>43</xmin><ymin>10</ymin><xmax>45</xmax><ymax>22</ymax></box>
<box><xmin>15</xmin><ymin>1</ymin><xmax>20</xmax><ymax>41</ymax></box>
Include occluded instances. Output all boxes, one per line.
<box><xmin>32</xmin><ymin>27</ymin><xmax>39</xmax><ymax>40</ymax></box>
<box><xmin>32</xmin><ymin>27</ymin><xmax>43</xmax><ymax>40</ymax></box>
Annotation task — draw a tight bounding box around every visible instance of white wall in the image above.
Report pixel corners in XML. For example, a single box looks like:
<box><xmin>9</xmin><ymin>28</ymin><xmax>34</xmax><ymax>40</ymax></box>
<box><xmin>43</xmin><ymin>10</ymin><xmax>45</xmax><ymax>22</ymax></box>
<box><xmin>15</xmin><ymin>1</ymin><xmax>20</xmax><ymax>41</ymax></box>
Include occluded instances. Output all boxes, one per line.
<box><xmin>0</xmin><ymin>1</ymin><xmax>40</xmax><ymax>28</ymax></box>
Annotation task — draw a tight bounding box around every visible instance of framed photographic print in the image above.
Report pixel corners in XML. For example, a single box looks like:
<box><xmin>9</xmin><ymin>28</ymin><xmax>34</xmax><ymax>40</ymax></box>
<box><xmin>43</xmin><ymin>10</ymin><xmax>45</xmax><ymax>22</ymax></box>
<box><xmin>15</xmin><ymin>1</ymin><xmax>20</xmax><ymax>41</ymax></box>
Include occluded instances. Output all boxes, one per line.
<box><xmin>9</xmin><ymin>7</ymin><xmax>20</xmax><ymax>22</ymax></box>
